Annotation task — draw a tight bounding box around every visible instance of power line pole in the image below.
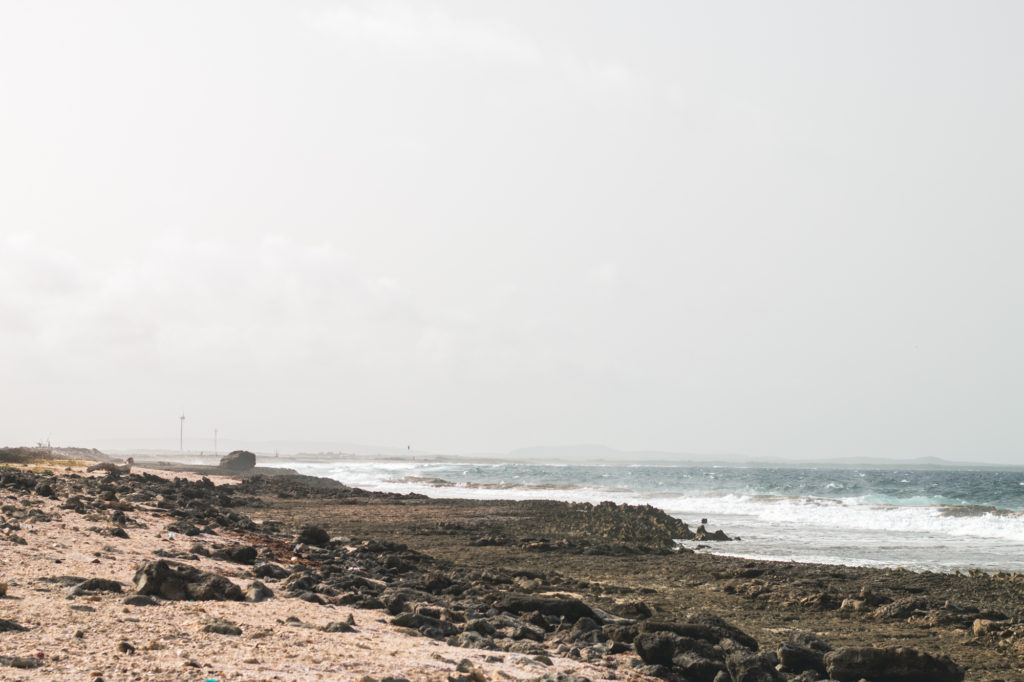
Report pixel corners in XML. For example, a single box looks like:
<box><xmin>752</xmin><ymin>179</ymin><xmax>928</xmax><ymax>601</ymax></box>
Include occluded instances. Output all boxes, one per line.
<box><xmin>179</xmin><ymin>411</ymin><xmax>185</xmax><ymax>451</ymax></box>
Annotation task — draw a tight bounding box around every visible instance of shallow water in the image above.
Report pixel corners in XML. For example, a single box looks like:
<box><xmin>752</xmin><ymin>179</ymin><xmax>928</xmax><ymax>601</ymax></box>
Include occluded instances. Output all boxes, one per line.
<box><xmin>282</xmin><ymin>459</ymin><xmax>1024</xmax><ymax>574</ymax></box>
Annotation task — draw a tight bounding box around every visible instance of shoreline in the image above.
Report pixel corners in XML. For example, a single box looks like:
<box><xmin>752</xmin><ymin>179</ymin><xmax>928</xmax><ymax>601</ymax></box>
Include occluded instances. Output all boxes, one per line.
<box><xmin>1</xmin><ymin>459</ymin><xmax>1022</xmax><ymax>680</ymax></box>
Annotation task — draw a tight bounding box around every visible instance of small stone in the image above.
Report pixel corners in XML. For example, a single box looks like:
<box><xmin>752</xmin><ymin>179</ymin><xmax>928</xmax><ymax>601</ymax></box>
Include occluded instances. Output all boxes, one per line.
<box><xmin>117</xmin><ymin>641</ymin><xmax>135</xmax><ymax>654</ymax></box>
<box><xmin>203</xmin><ymin>619</ymin><xmax>242</xmax><ymax>636</ymax></box>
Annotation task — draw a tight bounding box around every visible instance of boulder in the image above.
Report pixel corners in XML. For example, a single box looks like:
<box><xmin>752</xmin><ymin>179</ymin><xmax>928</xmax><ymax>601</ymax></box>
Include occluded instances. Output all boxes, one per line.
<box><xmin>634</xmin><ymin>631</ymin><xmax>678</xmax><ymax>666</ymax></box>
<box><xmin>725</xmin><ymin>651</ymin><xmax>784</xmax><ymax>682</ymax></box>
<box><xmin>133</xmin><ymin>559</ymin><xmax>243</xmax><ymax>601</ymax></box>
<box><xmin>219</xmin><ymin>450</ymin><xmax>256</xmax><ymax>471</ymax></box>
<box><xmin>492</xmin><ymin>592</ymin><xmax>597</xmax><ymax>622</ymax></box>
<box><xmin>212</xmin><ymin>545</ymin><xmax>258</xmax><ymax>565</ymax></box>
<box><xmin>297</xmin><ymin>525</ymin><xmax>330</xmax><ymax>547</ymax></box>
<box><xmin>245</xmin><ymin>580</ymin><xmax>274</xmax><ymax>602</ymax></box>
<box><xmin>70</xmin><ymin>578</ymin><xmax>124</xmax><ymax>596</ymax></box>
<box><xmin>777</xmin><ymin>643</ymin><xmax>826</xmax><ymax>675</ymax></box>
<box><xmin>824</xmin><ymin>646</ymin><xmax>964</xmax><ymax>682</ymax></box>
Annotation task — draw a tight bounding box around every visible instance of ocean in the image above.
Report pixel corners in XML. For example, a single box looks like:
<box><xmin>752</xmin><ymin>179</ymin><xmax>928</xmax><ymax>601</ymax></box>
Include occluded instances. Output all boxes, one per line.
<box><xmin>280</xmin><ymin>459</ymin><xmax>1024</xmax><ymax>575</ymax></box>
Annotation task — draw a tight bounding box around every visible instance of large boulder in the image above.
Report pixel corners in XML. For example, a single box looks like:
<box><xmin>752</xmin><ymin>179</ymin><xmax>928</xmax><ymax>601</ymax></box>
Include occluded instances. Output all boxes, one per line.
<box><xmin>824</xmin><ymin>646</ymin><xmax>964</xmax><ymax>682</ymax></box>
<box><xmin>219</xmin><ymin>450</ymin><xmax>256</xmax><ymax>471</ymax></box>
<box><xmin>492</xmin><ymin>592</ymin><xmax>597</xmax><ymax>622</ymax></box>
<box><xmin>133</xmin><ymin>560</ymin><xmax>243</xmax><ymax>601</ymax></box>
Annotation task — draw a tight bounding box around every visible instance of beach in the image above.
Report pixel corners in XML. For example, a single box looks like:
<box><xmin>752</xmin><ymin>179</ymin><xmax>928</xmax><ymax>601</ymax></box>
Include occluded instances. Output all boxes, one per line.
<box><xmin>1</xmin><ymin>456</ymin><xmax>1021</xmax><ymax>680</ymax></box>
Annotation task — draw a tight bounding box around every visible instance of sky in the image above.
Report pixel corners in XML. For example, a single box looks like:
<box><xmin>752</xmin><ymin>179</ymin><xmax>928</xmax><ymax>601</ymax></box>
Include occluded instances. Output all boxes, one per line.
<box><xmin>1</xmin><ymin>1</ymin><xmax>1022</xmax><ymax>462</ymax></box>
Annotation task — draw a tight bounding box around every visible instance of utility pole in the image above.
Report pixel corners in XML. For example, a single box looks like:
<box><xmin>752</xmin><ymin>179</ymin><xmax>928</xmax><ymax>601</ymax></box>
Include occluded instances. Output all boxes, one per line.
<box><xmin>179</xmin><ymin>412</ymin><xmax>185</xmax><ymax>451</ymax></box>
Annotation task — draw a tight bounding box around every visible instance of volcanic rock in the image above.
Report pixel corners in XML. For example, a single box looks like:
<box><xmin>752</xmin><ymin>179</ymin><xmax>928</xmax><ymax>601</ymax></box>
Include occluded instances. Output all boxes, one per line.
<box><xmin>824</xmin><ymin>646</ymin><xmax>964</xmax><ymax>682</ymax></box>
<box><xmin>219</xmin><ymin>450</ymin><xmax>256</xmax><ymax>471</ymax></box>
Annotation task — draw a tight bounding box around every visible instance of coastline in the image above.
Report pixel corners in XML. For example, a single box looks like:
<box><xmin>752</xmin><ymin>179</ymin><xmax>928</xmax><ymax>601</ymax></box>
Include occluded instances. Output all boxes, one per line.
<box><xmin>0</xmin><ymin>458</ymin><xmax>1021</xmax><ymax>680</ymax></box>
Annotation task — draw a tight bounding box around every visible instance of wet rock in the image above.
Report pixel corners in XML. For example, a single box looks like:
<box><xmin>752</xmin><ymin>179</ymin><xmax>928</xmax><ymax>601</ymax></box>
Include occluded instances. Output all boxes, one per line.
<box><xmin>219</xmin><ymin>450</ymin><xmax>255</xmax><ymax>471</ymax></box>
<box><xmin>824</xmin><ymin>646</ymin><xmax>964</xmax><ymax>682</ymax></box>
<box><xmin>694</xmin><ymin>524</ymin><xmax>732</xmax><ymax>541</ymax></box>
<box><xmin>133</xmin><ymin>559</ymin><xmax>243</xmax><ymax>601</ymax></box>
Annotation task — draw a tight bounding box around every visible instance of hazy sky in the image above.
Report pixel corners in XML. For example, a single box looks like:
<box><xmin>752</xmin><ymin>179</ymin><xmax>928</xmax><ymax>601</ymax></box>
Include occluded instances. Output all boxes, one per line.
<box><xmin>2</xmin><ymin>1</ymin><xmax>1022</xmax><ymax>462</ymax></box>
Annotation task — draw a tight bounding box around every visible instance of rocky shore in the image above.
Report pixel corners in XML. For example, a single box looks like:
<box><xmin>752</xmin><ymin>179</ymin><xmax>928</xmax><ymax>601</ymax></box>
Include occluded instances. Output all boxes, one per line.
<box><xmin>1</xmin><ymin>458</ymin><xmax>1023</xmax><ymax>680</ymax></box>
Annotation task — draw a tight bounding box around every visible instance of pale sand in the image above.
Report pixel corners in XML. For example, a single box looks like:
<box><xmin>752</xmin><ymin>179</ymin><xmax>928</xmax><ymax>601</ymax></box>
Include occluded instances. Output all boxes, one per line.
<box><xmin>0</xmin><ymin>466</ymin><xmax>654</xmax><ymax>681</ymax></box>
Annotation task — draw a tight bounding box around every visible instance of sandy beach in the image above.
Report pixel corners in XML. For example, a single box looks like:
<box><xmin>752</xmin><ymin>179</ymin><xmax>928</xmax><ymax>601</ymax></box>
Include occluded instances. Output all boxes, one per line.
<box><xmin>1</xmin><ymin>455</ymin><xmax>1022</xmax><ymax>681</ymax></box>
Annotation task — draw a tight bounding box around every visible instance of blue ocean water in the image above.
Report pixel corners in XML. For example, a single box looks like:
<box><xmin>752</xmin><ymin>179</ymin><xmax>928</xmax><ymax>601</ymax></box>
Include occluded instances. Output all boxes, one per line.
<box><xmin>282</xmin><ymin>459</ymin><xmax>1024</xmax><ymax>574</ymax></box>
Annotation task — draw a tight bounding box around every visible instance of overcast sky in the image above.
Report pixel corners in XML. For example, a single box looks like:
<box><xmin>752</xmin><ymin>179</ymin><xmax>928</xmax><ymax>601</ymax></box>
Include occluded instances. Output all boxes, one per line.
<box><xmin>1</xmin><ymin>1</ymin><xmax>1022</xmax><ymax>462</ymax></box>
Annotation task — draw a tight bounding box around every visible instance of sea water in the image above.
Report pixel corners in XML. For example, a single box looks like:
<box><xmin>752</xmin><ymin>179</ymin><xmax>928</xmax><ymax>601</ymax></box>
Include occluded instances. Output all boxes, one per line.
<box><xmin>281</xmin><ymin>459</ymin><xmax>1024</xmax><ymax>574</ymax></box>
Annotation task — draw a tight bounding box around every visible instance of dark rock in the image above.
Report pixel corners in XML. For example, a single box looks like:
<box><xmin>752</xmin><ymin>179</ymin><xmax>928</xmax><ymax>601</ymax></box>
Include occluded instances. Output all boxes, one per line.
<box><xmin>117</xmin><ymin>641</ymin><xmax>135</xmax><ymax>654</ymax></box>
<box><xmin>71</xmin><ymin>578</ymin><xmax>124</xmax><ymax>595</ymax></box>
<box><xmin>0</xmin><ymin>618</ymin><xmax>27</xmax><ymax>632</ymax></box>
<box><xmin>493</xmin><ymin>593</ymin><xmax>597</xmax><ymax>622</ymax></box>
<box><xmin>612</xmin><ymin>599</ymin><xmax>652</xmax><ymax>619</ymax></box>
<box><xmin>634</xmin><ymin>631</ymin><xmax>677</xmax><ymax>666</ymax></box>
<box><xmin>874</xmin><ymin>597</ymin><xmax>930</xmax><ymax>620</ymax></box>
<box><xmin>166</xmin><ymin>520</ymin><xmax>201</xmax><ymax>536</ymax></box>
<box><xmin>252</xmin><ymin>562</ymin><xmax>290</xmax><ymax>580</ymax></box>
<box><xmin>220</xmin><ymin>450</ymin><xmax>256</xmax><ymax>471</ymax></box>
<box><xmin>0</xmin><ymin>656</ymin><xmax>42</xmax><ymax>669</ymax></box>
<box><xmin>513</xmin><ymin>624</ymin><xmax>546</xmax><ymax>642</ymax></box>
<box><xmin>245</xmin><ymin>580</ymin><xmax>273</xmax><ymax>602</ymax></box>
<box><xmin>213</xmin><ymin>545</ymin><xmax>258</xmax><ymax>565</ymax></box>
<box><xmin>297</xmin><ymin>525</ymin><xmax>330</xmax><ymax>547</ymax></box>
<box><xmin>725</xmin><ymin>651</ymin><xmax>784</xmax><ymax>682</ymax></box>
<box><xmin>777</xmin><ymin>643</ymin><xmax>826</xmax><ymax>675</ymax></box>
<box><xmin>640</xmin><ymin>616</ymin><xmax>758</xmax><ymax>651</ymax></box>
<box><xmin>787</xmin><ymin>629</ymin><xmax>832</xmax><ymax>653</ymax></box>
<box><xmin>824</xmin><ymin>646</ymin><xmax>964</xmax><ymax>682</ymax></box>
<box><xmin>203</xmin><ymin>619</ymin><xmax>242</xmax><ymax>636</ymax></box>
<box><xmin>465</xmin><ymin>619</ymin><xmax>498</xmax><ymax>636</ymax></box>
<box><xmin>449</xmin><ymin>631</ymin><xmax>497</xmax><ymax>649</ymax></box>
<box><xmin>391</xmin><ymin>612</ymin><xmax>458</xmax><ymax>637</ymax></box>
<box><xmin>123</xmin><ymin>594</ymin><xmax>159</xmax><ymax>606</ymax></box>
<box><xmin>672</xmin><ymin>653</ymin><xmax>727</xmax><ymax>682</ymax></box>
<box><xmin>133</xmin><ymin>559</ymin><xmax>243</xmax><ymax>601</ymax></box>
<box><xmin>323</xmin><ymin>621</ymin><xmax>356</xmax><ymax>633</ymax></box>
